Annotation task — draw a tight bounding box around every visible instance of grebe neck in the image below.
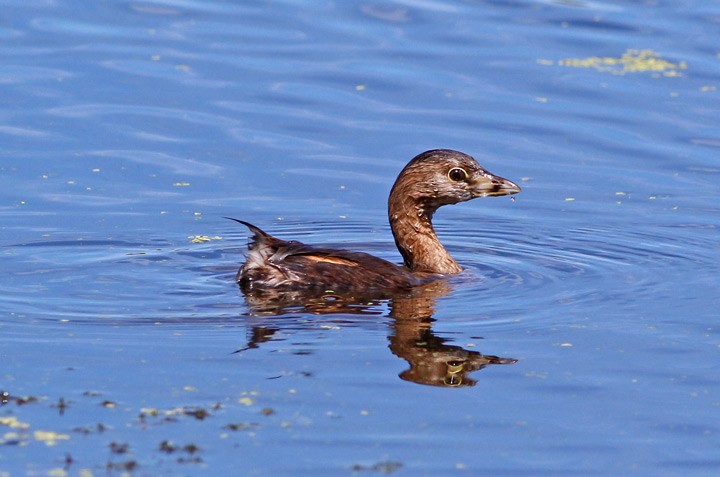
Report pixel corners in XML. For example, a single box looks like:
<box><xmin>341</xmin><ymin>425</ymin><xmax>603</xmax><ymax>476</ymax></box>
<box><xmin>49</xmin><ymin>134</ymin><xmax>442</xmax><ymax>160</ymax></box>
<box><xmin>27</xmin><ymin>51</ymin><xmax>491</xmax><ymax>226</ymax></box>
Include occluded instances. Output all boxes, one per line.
<box><xmin>388</xmin><ymin>187</ymin><xmax>462</xmax><ymax>275</ymax></box>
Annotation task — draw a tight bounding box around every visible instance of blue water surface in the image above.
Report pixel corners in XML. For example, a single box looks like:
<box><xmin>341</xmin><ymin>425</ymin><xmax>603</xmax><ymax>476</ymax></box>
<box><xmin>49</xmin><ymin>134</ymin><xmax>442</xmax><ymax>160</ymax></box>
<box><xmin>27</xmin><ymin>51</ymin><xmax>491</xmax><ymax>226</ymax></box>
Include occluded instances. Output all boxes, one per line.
<box><xmin>1</xmin><ymin>0</ymin><xmax>719</xmax><ymax>476</ymax></box>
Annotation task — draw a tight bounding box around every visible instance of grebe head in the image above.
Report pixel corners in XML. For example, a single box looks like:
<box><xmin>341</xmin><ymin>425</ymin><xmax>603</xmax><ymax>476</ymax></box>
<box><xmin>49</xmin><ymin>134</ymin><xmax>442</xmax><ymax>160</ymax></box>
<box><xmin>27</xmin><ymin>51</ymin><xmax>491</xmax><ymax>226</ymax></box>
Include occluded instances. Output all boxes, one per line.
<box><xmin>390</xmin><ymin>149</ymin><xmax>521</xmax><ymax>213</ymax></box>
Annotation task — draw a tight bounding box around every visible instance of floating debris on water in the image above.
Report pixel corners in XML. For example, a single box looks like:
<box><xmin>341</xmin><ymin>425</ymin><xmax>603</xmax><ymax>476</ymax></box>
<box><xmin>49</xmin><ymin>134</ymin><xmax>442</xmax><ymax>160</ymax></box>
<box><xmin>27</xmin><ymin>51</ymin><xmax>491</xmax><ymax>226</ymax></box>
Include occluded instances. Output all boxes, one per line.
<box><xmin>159</xmin><ymin>440</ymin><xmax>203</xmax><ymax>464</ymax></box>
<box><xmin>34</xmin><ymin>430</ymin><xmax>71</xmax><ymax>446</ymax></box>
<box><xmin>351</xmin><ymin>460</ymin><xmax>403</xmax><ymax>473</ymax></box>
<box><xmin>555</xmin><ymin>49</ymin><xmax>687</xmax><ymax>76</ymax></box>
<box><xmin>0</xmin><ymin>416</ymin><xmax>30</xmax><ymax>430</ymax></box>
<box><xmin>138</xmin><ymin>404</ymin><xmax>220</xmax><ymax>423</ymax></box>
<box><xmin>188</xmin><ymin>235</ymin><xmax>222</xmax><ymax>243</ymax></box>
<box><xmin>109</xmin><ymin>441</ymin><xmax>130</xmax><ymax>455</ymax></box>
<box><xmin>223</xmin><ymin>422</ymin><xmax>259</xmax><ymax>432</ymax></box>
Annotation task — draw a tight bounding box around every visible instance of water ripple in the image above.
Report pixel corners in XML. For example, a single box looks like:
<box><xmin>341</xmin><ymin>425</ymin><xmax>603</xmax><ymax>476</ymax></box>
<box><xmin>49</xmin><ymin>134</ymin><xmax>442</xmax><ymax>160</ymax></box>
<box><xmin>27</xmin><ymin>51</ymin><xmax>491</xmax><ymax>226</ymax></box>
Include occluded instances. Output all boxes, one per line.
<box><xmin>451</xmin><ymin>218</ymin><xmax>720</xmax><ymax>328</ymax></box>
<box><xmin>84</xmin><ymin>150</ymin><xmax>224</xmax><ymax>176</ymax></box>
<box><xmin>46</xmin><ymin>103</ymin><xmax>243</xmax><ymax>129</ymax></box>
<box><xmin>0</xmin><ymin>65</ymin><xmax>71</xmax><ymax>83</ymax></box>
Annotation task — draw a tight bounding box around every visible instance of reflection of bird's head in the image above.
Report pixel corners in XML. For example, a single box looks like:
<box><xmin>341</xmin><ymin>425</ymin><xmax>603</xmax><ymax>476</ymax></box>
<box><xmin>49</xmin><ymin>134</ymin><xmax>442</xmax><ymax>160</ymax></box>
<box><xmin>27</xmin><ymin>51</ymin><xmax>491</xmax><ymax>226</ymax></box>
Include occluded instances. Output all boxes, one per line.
<box><xmin>394</xmin><ymin>346</ymin><xmax>517</xmax><ymax>388</ymax></box>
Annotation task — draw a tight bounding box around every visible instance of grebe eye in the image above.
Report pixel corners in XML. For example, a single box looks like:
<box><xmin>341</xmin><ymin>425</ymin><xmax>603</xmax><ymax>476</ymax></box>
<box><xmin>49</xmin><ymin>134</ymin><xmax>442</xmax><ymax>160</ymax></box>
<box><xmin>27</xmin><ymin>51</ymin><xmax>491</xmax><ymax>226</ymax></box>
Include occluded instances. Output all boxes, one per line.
<box><xmin>448</xmin><ymin>167</ymin><xmax>468</xmax><ymax>182</ymax></box>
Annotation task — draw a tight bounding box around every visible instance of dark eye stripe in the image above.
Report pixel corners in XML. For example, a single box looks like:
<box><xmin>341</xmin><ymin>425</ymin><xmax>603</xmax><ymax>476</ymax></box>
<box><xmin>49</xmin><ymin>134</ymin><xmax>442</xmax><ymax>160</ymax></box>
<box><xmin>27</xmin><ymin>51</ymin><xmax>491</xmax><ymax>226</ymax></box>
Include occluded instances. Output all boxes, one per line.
<box><xmin>448</xmin><ymin>168</ymin><xmax>468</xmax><ymax>181</ymax></box>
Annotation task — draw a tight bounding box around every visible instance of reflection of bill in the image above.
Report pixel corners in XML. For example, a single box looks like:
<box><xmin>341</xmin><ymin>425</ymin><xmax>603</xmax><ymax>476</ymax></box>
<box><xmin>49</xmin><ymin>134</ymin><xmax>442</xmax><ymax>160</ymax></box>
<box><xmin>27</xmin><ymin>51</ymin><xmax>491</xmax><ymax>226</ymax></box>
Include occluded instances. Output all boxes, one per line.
<box><xmin>236</xmin><ymin>280</ymin><xmax>517</xmax><ymax>388</ymax></box>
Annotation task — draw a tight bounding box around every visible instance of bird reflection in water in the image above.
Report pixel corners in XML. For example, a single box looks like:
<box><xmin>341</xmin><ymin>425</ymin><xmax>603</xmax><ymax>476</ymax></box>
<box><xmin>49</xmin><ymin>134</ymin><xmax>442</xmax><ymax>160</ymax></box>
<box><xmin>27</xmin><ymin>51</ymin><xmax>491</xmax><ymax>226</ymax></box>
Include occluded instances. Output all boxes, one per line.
<box><xmin>236</xmin><ymin>281</ymin><xmax>516</xmax><ymax>387</ymax></box>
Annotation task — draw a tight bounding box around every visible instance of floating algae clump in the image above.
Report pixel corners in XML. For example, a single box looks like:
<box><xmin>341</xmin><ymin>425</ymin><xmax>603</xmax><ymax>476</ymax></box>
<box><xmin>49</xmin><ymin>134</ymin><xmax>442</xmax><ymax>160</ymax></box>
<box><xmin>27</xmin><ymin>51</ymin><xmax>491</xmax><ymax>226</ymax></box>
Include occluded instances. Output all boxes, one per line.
<box><xmin>558</xmin><ymin>49</ymin><xmax>687</xmax><ymax>76</ymax></box>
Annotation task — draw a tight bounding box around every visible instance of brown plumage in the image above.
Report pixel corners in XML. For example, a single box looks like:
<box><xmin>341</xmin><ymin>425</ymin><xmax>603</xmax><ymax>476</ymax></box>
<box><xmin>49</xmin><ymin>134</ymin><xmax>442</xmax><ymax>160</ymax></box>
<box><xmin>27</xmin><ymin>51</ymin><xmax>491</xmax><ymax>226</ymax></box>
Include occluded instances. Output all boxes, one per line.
<box><xmin>227</xmin><ymin>149</ymin><xmax>521</xmax><ymax>292</ymax></box>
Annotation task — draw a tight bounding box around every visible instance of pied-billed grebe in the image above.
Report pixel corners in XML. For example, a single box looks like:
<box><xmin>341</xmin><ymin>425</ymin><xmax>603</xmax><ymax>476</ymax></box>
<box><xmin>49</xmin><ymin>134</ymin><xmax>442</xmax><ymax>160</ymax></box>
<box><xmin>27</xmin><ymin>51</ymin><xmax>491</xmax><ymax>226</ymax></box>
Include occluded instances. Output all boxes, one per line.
<box><xmin>227</xmin><ymin>149</ymin><xmax>520</xmax><ymax>291</ymax></box>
